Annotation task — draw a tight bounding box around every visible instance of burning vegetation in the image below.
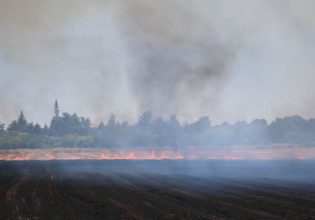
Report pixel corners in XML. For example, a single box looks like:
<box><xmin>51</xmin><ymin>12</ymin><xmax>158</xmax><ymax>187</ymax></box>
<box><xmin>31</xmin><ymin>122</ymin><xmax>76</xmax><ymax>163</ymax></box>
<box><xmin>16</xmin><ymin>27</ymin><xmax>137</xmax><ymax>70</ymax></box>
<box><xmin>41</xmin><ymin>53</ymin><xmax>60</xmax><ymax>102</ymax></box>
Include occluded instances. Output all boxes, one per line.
<box><xmin>0</xmin><ymin>145</ymin><xmax>314</xmax><ymax>161</ymax></box>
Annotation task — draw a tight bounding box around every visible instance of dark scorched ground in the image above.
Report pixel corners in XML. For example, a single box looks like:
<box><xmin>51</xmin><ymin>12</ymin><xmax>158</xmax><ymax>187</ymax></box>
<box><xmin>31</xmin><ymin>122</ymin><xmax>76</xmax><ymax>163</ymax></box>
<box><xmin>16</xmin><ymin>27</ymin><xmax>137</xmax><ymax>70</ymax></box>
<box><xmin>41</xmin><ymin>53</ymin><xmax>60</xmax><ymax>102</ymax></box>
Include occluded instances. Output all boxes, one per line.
<box><xmin>0</xmin><ymin>160</ymin><xmax>315</xmax><ymax>219</ymax></box>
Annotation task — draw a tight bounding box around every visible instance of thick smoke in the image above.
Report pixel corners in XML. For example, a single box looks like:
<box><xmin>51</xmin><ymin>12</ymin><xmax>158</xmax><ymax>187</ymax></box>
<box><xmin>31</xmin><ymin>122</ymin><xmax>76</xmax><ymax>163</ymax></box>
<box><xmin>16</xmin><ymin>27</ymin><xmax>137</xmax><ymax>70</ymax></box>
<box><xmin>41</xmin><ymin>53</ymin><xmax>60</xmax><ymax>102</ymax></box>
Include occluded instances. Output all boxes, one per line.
<box><xmin>0</xmin><ymin>0</ymin><xmax>314</xmax><ymax>125</ymax></box>
<box><xmin>118</xmin><ymin>0</ymin><xmax>235</xmax><ymax>118</ymax></box>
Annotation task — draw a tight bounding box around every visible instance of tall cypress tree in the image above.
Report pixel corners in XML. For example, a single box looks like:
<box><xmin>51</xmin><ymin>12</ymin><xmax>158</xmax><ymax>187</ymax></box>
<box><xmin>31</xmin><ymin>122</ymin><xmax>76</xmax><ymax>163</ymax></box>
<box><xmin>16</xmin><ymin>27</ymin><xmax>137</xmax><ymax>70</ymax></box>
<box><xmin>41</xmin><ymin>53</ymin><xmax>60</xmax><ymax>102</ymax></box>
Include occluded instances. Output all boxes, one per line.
<box><xmin>54</xmin><ymin>99</ymin><xmax>60</xmax><ymax>118</ymax></box>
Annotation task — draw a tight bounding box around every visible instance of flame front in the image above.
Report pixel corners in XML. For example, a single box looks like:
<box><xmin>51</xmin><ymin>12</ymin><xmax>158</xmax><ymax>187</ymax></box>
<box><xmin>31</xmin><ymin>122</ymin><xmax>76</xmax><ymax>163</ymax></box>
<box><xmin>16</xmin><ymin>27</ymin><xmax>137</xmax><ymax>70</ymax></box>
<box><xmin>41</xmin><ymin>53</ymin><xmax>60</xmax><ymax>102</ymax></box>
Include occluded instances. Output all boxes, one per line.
<box><xmin>0</xmin><ymin>145</ymin><xmax>315</xmax><ymax>161</ymax></box>
<box><xmin>0</xmin><ymin>148</ymin><xmax>185</xmax><ymax>161</ymax></box>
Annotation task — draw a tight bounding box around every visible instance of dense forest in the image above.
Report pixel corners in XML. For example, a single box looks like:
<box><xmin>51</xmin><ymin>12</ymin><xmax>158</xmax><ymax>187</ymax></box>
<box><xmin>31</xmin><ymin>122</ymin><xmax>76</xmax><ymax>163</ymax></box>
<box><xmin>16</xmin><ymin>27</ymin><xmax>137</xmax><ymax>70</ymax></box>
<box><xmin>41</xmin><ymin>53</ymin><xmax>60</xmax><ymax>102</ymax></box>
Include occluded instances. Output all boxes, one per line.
<box><xmin>0</xmin><ymin>100</ymin><xmax>315</xmax><ymax>149</ymax></box>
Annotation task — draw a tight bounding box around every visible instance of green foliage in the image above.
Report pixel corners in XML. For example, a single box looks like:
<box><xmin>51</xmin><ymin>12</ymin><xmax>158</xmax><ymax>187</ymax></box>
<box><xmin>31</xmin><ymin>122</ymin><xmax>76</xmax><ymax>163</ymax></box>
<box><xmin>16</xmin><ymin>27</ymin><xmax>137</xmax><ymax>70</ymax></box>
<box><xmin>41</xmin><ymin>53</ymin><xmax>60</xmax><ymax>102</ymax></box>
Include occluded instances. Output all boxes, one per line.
<box><xmin>1</xmin><ymin>100</ymin><xmax>315</xmax><ymax>149</ymax></box>
<box><xmin>50</xmin><ymin>113</ymin><xmax>90</xmax><ymax>136</ymax></box>
<box><xmin>7</xmin><ymin>111</ymin><xmax>43</xmax><ymax>134</ymax></box>
<box><xmin>0</xmin><ymin>132</ymin><xmax>94</xmax><ymax>149</ymax></box>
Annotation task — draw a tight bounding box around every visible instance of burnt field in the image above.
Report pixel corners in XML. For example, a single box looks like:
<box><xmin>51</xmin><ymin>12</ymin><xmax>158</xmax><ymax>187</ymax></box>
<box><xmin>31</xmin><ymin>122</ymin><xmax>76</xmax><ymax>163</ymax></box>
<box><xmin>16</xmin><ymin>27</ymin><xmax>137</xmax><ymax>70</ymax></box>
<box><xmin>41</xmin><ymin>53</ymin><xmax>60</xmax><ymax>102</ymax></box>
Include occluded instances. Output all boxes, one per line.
<box><xmin>0</xmin><ymin>160</ymin><xmax>315</xmax><ymax>219</ymax></box>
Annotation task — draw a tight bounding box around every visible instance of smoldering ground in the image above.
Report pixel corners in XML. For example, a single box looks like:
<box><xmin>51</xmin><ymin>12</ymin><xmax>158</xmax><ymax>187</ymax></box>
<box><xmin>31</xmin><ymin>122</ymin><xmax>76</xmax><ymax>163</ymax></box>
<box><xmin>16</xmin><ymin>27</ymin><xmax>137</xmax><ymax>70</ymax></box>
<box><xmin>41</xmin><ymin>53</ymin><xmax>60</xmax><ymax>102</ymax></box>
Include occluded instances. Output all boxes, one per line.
<box><xmin>1</xmin><ymin>160</ymin><xmax>315</xmax><ymax>219</ymax></box>
<box><xmin>0</xmin><ymin>0</ymin><xmax>315</xmax><ymax>125</ymax></box>
<box><xmin>2</xmin><ymin>160</ymin><xmax>315</xmax><ymax>183</ymax></box>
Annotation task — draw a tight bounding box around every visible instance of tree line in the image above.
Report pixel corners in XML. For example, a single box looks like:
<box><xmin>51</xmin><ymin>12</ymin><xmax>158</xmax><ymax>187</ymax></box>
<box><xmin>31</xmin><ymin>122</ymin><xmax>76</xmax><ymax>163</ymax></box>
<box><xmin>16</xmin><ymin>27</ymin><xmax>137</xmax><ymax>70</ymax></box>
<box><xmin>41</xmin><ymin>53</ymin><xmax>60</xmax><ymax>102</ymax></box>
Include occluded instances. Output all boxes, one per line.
<box><xmin>0</xmin><ymin>100</ymin><xmax>315</xmax><ymax>148</ymax></box>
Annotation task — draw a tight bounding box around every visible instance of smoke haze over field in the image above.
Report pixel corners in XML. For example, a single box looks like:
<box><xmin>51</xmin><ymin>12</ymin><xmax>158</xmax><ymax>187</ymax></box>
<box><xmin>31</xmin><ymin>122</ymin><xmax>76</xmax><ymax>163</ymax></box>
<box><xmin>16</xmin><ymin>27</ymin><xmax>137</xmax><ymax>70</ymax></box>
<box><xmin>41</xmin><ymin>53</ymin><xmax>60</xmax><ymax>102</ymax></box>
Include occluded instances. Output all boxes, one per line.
<box><xmin>0</xmin><ymin>0</ymin><xmax>315</xmax><ymax>125</ymax></box>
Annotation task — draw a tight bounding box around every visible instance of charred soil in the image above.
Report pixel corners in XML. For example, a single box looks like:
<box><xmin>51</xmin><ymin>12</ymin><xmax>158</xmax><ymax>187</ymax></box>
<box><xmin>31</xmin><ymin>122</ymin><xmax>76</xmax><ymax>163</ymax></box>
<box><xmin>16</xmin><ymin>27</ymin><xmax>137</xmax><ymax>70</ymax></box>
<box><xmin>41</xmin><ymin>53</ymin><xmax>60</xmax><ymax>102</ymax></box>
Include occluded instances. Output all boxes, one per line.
<box><xmin>0</xmin><ymin>160</ymin><xmax>315</xmax><ymax>219</ymax></box>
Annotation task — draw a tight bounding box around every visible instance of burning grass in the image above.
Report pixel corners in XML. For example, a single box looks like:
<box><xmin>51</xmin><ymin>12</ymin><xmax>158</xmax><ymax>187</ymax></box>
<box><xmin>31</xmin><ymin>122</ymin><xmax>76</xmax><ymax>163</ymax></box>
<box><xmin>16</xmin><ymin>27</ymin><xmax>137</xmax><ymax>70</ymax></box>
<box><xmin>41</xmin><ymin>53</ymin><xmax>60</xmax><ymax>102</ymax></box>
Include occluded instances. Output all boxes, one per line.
<box><xmin>0</xmin><ymin>144</ymin><xmax>315</xmax><ymax>160</ymax></box>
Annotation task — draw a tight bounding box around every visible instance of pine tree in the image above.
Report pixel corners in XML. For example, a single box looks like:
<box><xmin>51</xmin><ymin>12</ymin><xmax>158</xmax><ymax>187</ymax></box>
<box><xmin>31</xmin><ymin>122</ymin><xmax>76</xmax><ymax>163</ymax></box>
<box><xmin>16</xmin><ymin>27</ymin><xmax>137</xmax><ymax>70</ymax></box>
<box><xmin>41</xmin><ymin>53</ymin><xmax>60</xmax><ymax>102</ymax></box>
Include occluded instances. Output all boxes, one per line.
<box><xmin>98</xmin><ymin>121</ymin><xmax>105</xmax><ymax>130</ymax></box>
<box><xmin>43</xmin><ymin>124</ymin><xmax>49</xmax><ymax>134</ymax></box>
<box><xmin>107</xmin><ymin>113</ymin><xmax>118</xmax><ymax>129</ymax></box>
<box><xmin>17</xmin><ymin>111</ymin><xmax>27</xmax><ymax>131</ymax></box>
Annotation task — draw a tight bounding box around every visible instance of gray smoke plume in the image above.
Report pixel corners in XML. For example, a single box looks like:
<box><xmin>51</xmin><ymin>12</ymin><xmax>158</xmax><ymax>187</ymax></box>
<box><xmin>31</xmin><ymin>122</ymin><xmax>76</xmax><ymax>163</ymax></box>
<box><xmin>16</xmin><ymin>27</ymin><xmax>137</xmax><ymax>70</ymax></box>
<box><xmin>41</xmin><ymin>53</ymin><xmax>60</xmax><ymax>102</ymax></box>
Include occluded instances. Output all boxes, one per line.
<box><xmin>0</xmin><ymin>0</ymin><xmax>314</xmax><ymax>125</ymax></box>
<box><xmin>118</xmin><ymin>0</ymin><xmax>236</xmax><ymax>119</ymax></box>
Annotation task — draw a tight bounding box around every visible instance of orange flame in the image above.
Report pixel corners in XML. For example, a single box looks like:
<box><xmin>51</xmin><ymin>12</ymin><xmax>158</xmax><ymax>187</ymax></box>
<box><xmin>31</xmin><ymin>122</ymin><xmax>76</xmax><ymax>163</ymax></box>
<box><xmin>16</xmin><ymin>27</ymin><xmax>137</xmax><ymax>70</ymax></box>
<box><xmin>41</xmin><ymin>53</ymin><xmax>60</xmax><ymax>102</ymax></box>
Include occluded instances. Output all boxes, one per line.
<box><xmin>0</xmin><ymin>145</ymin><xmax>314</xmax><ymax>161</ymax></box>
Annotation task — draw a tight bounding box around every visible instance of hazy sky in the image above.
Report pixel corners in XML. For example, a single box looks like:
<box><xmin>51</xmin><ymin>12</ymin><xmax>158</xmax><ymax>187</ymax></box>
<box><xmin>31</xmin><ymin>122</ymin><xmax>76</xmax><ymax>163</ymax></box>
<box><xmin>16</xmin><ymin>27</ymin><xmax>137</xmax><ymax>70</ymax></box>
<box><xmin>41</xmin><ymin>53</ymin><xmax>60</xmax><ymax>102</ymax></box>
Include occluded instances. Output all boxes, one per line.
<box><xmin>0</xmin><ymin>0</ymin><xmax>314</xmax><ymax>125</ymax></box>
